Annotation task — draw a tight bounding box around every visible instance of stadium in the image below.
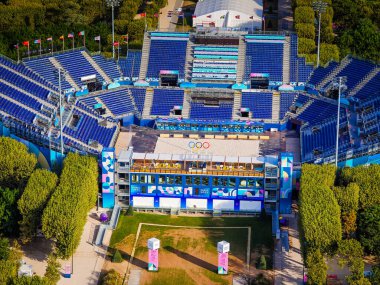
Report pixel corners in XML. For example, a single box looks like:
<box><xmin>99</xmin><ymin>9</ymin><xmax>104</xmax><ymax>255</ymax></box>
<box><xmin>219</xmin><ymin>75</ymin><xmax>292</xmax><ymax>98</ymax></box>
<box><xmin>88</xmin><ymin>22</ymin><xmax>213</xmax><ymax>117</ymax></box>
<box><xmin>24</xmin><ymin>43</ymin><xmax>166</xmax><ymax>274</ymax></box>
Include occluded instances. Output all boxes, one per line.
<box><xmin>0</xmin><ymin>0</ymin><xmax>379</xmax><ymax>283</ymax></box>
<box><xmin>1</xmin><ymin>28</ymin><xmax>379</xmax><ymax>214</ymax></box>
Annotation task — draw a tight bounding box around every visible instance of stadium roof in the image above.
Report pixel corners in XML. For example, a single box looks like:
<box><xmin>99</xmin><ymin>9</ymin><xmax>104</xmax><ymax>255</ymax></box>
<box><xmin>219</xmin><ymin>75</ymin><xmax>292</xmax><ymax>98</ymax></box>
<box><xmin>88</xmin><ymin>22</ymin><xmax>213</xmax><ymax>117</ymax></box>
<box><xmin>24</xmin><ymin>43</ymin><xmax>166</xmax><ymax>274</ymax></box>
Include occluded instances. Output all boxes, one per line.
<box><xmin>194</xmin><ymin>0</ymin><xmax>261</xmax><ymax>17</ymax></box>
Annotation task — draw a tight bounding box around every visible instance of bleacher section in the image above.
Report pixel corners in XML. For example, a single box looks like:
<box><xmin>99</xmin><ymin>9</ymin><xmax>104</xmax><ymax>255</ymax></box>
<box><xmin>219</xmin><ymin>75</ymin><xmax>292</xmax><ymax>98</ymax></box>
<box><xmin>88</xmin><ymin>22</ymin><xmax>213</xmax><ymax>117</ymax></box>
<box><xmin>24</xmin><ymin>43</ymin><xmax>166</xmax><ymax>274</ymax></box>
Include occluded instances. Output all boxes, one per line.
<box><xmin>320</xmin><ymin>58</ymin><xmax>376</xmax><ymax>91</ymax></box>
<box><xmin>129</xmin><ymin>88</ymin><xmax>146</xmax><ymax>114</ymax></box>
<box><xmin>189</xmin><ymin>102</ymin><xmax>233</xmax><ymax>120</ymax></box>
<box><xmin>24</xmin><ymin>57</ymin><xmax>72</xmax><ymax>90</ymax></box>
<box><xmin>307</xmin><ymin>61</ymin><xmax>339</xmax><ymax>87</ymax></box>
<box><xmin>150</xmin><ymin>88</ymin><xmax>184</xmax><ymax>116</ymax></box>
<box><xmin>63</xmin><ymin>103</ymin><xmax>118</xmax><ymax>148</ymax></box>
<box><xmin>280</xmin><ymin>92</ymin><xmax>296</xmax><ymax>119</ymax></box>
<box><xmin>289</xmin><ymin>34</ymin><xmax>313</xmax><ymax>83</ymax></box>
<box><xmin>0</xmin><ymin>96</ymin><xmax>36</xmax><ymax>124</ymax></box>
<box><xmin>79</xmin><ymin>88</ymin><xmax>135</xmax><ymax>117</ymax></box>
<box><xmin>119</xmin><ymin>51</ymin><xmax>142</xmax><ymax>80</ymax></box>
<box><xmin>297</xmin><ymin>98</ymin><xmax>339</xmax><ymax>125</ymax></box>
<box><xmin>245</xmin><ymin>35</ymin><xmax>284</xmax><ymax>83</ymax></box>
<box><xmin>146</xmin><ymin>33</ymin><xmax>189</xmax><ymax>81</ymax></box>
<box><xmin>354</xmin><ymin>72</ymin><xmax>380</xmax><ymax>100</ymax></box>
<box><xmin>241</xmin><ymin>91</ymin><xmax>273</xmax><ymax>119</ymax></box>
<box><xmin>191</xmin><ymin>46</ymin><xmax>238</xmax><ymax>82</ymax></box>
<box><xmin>92</xmin><ymin>55</ymin><xmax>122</xmax><ymax>80</ymax></box>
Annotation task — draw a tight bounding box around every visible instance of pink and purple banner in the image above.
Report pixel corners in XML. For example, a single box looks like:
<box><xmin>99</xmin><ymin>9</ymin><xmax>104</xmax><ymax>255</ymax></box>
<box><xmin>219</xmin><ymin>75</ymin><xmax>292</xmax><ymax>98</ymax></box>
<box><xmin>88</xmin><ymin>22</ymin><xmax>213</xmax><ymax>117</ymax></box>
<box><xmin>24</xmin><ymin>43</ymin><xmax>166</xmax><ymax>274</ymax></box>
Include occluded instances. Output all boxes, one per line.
<box><xmin>218</xmin><ymin>252</ymin><xmax>228</xmax><ymax>274</ymax></box>
<box><xmin>148</xmin><ymin>249</ymin><xmax>159</xmax><ymax>271</ymax></box>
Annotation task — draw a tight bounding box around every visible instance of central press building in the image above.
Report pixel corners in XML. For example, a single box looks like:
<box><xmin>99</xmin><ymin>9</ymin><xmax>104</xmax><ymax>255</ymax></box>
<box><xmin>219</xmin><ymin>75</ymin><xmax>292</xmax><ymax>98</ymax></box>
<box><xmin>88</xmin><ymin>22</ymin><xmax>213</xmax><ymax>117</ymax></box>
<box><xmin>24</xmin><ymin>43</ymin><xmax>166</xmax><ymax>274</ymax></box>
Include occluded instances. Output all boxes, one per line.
<box><xmin>192</xmin><ymin>0</ymin><xmax>263</xmax><ymax>29</ymax></box>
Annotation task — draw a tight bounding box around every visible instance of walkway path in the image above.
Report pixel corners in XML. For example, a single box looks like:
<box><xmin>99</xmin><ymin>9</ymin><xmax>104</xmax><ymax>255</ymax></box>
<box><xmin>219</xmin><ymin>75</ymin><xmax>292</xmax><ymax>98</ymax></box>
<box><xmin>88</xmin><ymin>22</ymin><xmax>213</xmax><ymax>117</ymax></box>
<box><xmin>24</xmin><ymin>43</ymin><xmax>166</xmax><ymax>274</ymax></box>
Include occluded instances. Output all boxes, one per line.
<box><xmin>58</xmin><ymin>208</ymin><xmax>112</xmax><ymax>285</ymax></box>
<box><xmin>274</xmin><ymin>211</ymin><xmax>304</xmax><ymax>285</ymax></box>
<box><xmin>158</xmin><ymin>0</ymin><xmax>183</xmax><ymax>31</ymax></box>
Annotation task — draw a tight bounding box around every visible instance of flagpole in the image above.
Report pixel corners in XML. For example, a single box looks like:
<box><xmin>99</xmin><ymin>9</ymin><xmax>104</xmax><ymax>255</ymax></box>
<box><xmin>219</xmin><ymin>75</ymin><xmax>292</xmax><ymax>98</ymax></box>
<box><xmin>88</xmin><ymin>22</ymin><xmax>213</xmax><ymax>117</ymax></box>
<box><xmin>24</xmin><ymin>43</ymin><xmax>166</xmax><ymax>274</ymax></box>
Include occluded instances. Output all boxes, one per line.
<box><xmin>158</xmin><ymin>13</ymin><xmax>160</xmax><ymax>31</ymax></box>
<box><xmin>28</xmin><ymin>44</ymin><xmax>30</xmax><ymax>60</ymax></box>
<box><xmin>17</xmin><ymin>45</ymin><xmax>20</xmax><ymax>63</ymax></box>
<box><xmin>39</xmin><ymin>41</ymin><xmax>42</xmax><ymax>55</ymax></box>
<box><xmin>63</xmin><ymin>38</ymin><xmax>65</xmax><ymax>51</ymax></box>
<box><xmin>72</xmin><ymin>37</ymin><xmax>74</xmax><ymax>51</ymax></box>
<box><xmin>51</xmin><ymin>39</ymin><xmax>53</xmax><ymax>54</ymax></box>
<box><xmin>145</xmin><ymin>15</ymin><xmax>147</xmax><ymax>32</ymax></box>
<box><xmin>84</xmin><ymin>33</ymin><xmax>86</xmax><ymax>47</ymax></box>
<box><xmin>99</xmin><ymin>39</ymin><xmax>101</xmax><ymax>53</ymax></box>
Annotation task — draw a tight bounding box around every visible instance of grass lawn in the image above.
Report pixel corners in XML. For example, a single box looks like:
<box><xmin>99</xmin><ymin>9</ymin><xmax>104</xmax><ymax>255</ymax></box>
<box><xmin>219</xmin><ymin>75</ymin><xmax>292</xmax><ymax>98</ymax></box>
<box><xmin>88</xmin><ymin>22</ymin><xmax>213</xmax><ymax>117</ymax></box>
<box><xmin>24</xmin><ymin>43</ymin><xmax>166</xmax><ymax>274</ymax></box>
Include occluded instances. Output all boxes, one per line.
<box><xmin>110</xmin><ymin>213</ymin><xmax>272</xmax><ymax>251</ymax></box>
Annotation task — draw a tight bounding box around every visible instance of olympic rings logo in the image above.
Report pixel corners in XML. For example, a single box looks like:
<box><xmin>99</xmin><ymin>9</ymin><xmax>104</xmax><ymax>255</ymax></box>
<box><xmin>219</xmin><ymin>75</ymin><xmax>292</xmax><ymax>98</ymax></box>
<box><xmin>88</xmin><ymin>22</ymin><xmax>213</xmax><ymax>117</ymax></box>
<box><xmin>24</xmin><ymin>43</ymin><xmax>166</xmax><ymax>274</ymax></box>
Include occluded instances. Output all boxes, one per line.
<box><xmin>188</xmin><ymin>141</ymin><xmax>211</xmax><ymax>149</ymax></box>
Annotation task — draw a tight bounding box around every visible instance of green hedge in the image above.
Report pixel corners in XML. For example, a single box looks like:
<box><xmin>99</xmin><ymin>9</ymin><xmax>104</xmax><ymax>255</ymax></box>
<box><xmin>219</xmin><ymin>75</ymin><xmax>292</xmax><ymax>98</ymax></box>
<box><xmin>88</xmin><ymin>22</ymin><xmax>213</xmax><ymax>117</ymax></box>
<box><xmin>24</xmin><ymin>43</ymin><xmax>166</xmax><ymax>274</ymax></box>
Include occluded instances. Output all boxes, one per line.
<box><xmin>42</xmin><ymin>153</ymin><xmax>98</xmax><ymax>258</ymax></box>
<box><xmin>294</xmin><ymin>7</ymin><xmax>315</xmax><ymax>24</ymax></box>
<box><xmin>298</xmin><ymin>38</ymin><xmax>316</xmax><ymax>54</ymax></box>
<box><xmin>295</xmin><ymin>23</ymin><xmax>315</xmax><ymax>39</ymax></box>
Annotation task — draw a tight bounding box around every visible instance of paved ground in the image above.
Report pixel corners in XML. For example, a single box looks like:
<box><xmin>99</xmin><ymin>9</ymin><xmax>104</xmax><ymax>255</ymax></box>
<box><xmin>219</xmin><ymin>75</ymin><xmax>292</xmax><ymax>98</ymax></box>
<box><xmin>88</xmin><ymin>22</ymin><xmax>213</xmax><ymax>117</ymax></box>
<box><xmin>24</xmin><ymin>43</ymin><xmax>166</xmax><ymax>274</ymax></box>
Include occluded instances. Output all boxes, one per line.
<box><xmin>158</xmin><ymin>0</ymin><xmax>184</xmax><ymax>31</ymax></box>
<box><xmin>274</xmin><ymin>210</ymin><xmax>304</xmax><ymax>285</ymax></box>
<box><xmin>58</xmin><ymin>208</ymin><xmax>111</xmax><ymax>285</ymax></box>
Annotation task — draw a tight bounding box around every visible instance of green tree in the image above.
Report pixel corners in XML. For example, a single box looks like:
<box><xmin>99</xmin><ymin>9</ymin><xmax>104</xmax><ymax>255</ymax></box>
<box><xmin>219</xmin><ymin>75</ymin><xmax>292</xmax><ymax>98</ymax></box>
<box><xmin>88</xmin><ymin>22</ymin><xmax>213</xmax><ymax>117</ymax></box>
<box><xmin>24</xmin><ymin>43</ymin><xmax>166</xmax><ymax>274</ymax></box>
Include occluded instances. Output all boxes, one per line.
<box><xmin>18</xmin><ymin>169</ymin><xmax>58</xmax><ymax>243</ymax></box>
<box><xmin>306</xmin><ymin>249</ymin><xmax>327</xmax><ymax>285</ymax></box>
<box><xmin>320</xmin><ymin>43</ymin><xmax>340</xmax><ymax>65</ymax></box>
<box><xmin>259</xmin><ymin>255</ymin><xmax>267</xmax><ymax>270</ymax></box>
<box><xmin>337</xmin><ymin>239</ymin><xmax>365</xmax><ymax>283</ymax></box>
<box><xmin>0</xmin><ymin>240</ymin><xmax>22</xmax><ymax>284</ymax></box>
<box><xmin>44</xmin><ymin>253</ymin><xmax>61</xmax><ymax>284</ymax></box>
<box><xmin>42</xmin><ymin>153</ymin><xmax>98</xmax><ymax>258</ymax></box>
<box><xmin>0</xmin><ymin>137</ymin><xmax>37</xmax><ymax>189</ymax></box>
<box><xmin>295</xmin><ymin>24</ymin><xmax>315</xmax><ymax>39</ymax></box>
<box><xmin>333</xmin><ymin>183</ymin><xmax>359</xmax><ymax>213</ymax></box>
<box><xmin>294</xmin><ymin>7</ymin><xmax>315</xmax><ymax>24</ymax></box>
<box><xmin>358</xmin><ymin>205</ymin><xmax>380</xmax><ymax>256</ymax></box>
<box><xmin>0</xmin><ymin>187</ymin><xmax>20</xmax><ymax>236</ymax></box>
<box><xmin>340</xmin><ymin>165</ymin><xmax>380</xmax><ymax>209</ymax></box>
<box><xmin>298</xmin><ymin>38</ymin><xmax>316</xmax><ymax>54</ymax></box>
<box><xmin>102</xmin><ymin>269</ymin><xmax>122</xmax><ymax>285</ymax></box>
<box><xmin>0</xmin><ymin>237</ymin><xmax>10</xmax><ymax>260</ymax></box>
<box><xmin>112</xmin><ymin>249</ymin><xmax>123</xmax><ymax>263</ymax></box>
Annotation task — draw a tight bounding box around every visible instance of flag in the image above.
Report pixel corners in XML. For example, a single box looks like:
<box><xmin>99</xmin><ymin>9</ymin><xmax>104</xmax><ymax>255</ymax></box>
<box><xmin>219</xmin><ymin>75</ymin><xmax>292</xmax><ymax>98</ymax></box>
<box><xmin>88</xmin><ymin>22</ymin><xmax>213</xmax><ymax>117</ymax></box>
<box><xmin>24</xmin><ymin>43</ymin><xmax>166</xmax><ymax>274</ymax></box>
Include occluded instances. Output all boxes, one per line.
<box><xmin>220</xmin><ymin>15</ymin><xmax>225</xmax><ymax>19</ymax></box>
<box><xmin>47</xmin><ymin>37</ymin><xmax>53</xmax><ymax>41</ymax></box>
<box><xmin>94</xmin><ymin>36</ymin><xmax>101</xmax><ymax>41</ymax></box>
<box><xmin>68</xmin><ymin>33</ymin><xmax>74</xmax><ymax>38</ymax></box>
<box><xmin>78</xmin><ymin>31</ymin><xmax>85</xmax><ymax>36</ymax></box>
<box><xmin>154</xmin><ymin>12</ymin><xmax>162</xmax><ymax>17</ymax></box>
<box><xmin>59</xmin><ymin>35</ymin><xmax>64</xmax><ymax>40</ymax></box>
<box><xmin>140</xmin><ymin>12</ymin><xmax>146</xmax><ymax>17</ymax></box>
<box><xmin>235</xmin><ymin>15</ymin><xmax>240</xmax><ymax>19</ymax></box>
<box><xmin>192</xmin><ymin>15</ymin><xmax>197</xmax><ymax>18</ymax></box>
<box><xmin>34</xmin><ymin>39</ymin><xmax>41</xmax><ymax>44</ymax></box>
<box><xmin>207</xmin><ymin>15</ymin><xmax>212</xmax><ymax>18</ymax></box>
<box><xmin>249</xmin><ymin>16</ymin><xmax>254</xmax><ymax>19</ymax></box>
<box><xmin>22</xmin><ymin>41</ymin><xmax>29</xmax><ymax>46</ymax></box>
<box><xmin>113</xmin><ymin>42</ymin><xmax>119</xmax><ymax>46</ymax></box>
<box><xmin>14</xmin><ymin>44</ymin><xmax>19</xmax><ymax>49</ymax></box>
<box><xmin>121</xmin><ymin>34</ymin><xmax>128</xmax><ymax>43</ymax></box>
<box><xmin>178</xmin><ymin>12</ymin><xmax>184</xmax><ymax>18</ymax></box>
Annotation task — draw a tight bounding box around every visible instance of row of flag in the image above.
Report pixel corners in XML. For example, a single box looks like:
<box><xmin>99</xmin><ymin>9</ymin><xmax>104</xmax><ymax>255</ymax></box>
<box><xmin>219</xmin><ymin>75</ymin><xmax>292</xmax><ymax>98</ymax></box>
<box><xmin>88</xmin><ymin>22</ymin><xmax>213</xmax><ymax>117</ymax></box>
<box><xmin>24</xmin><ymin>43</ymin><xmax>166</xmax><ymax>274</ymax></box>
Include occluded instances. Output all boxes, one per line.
<box><xmin>193</xmin><ymin>15</ymin><xmax>265</xmax><ymax>20</ymax></box>
<box><xmin>15</xmin><ymin>32</ymin><xmax>129</xmax><ymax>49</ymax></box>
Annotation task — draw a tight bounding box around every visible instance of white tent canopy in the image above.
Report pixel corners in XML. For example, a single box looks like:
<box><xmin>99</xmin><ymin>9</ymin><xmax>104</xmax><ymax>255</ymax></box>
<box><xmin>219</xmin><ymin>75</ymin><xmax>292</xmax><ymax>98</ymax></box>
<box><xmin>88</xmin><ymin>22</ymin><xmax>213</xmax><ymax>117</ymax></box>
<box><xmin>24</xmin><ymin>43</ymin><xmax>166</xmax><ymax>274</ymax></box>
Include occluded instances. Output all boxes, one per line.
<box><xmin>193</xmin><ymin>0</ymin><xmax>263</xmax><ymax>29</ymax></box>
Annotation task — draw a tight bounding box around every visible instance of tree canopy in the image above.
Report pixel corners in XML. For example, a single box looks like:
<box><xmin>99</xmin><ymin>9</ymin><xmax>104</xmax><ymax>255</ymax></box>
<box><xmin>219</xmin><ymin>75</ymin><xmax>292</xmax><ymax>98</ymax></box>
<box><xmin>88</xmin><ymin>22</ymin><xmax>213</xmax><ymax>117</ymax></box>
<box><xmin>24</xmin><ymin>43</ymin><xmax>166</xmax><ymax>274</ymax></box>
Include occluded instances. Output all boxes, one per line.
<box><xmin>0</xmin><ymin>137</ymin><xmax>37</xmax><ymax>189</ymax></box>
<box><xmin>358</xmin><ymin>205</ymin><xmax>380</xmax><ymax>256</ymax></box>
<box><xmin>42</xmin><ymin>153</ymin><xmax>98</xmax><ymax>258</ymax></box>
<box><xmin>18</xmin><ymin>169</ymin><xmax>58</xmax><ymax>243</ymax></box>
<box><xmin>0</xmin><ymin>187</ymin><xmax>21</xmax><ymax>236</ymax></box>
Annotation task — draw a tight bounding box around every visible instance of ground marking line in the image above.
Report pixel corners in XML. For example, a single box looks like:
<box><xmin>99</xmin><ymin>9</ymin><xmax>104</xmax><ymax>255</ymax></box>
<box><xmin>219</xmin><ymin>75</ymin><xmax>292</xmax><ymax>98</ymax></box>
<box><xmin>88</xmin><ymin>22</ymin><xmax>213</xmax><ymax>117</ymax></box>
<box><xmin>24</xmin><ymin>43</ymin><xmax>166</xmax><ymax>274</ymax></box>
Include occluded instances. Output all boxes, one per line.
<box><xmin>123</xmin><ymin>223</ymin><xmax>251</xmax><ymax>284</ymax></box>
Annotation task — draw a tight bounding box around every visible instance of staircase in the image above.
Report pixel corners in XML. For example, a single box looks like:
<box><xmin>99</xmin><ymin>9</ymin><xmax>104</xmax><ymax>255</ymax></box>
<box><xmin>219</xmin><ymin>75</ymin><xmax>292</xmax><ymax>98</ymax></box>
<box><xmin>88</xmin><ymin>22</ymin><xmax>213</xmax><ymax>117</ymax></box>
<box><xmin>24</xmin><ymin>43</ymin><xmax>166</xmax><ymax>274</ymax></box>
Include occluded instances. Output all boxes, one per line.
<box><xmin>295</xmin><ymin>99</ymin><xmax>314</xmax><ymax>116</ymax></box>
<box><xmin>316</xmin><ymin>57</ymin><xmax>352</xmax><ymax>89</ymax></box>
<box><xmin>94</xmin><ymin>97</ymin><xmax>114</xmax><ymax>117</ymax></box>
<box><xmin>282</xmin><ymin>36</ymin><xmax>291</xmax><ymax>84</ymax></box>
<box><xmin>49</xmin><ymin>57</ymin><xmax>80</xmax><ymax>90</ymax></box>
<box><xmin>348</xmin><ymin>67</ymin><xmax>380</xmax><ymax>97</ymax></box>
<box><xmin>139</xmin><ymin>33</ymin><xmax>151</xmax><ymax>80</ymax></box>
<box><xmin>232</xmin><ymin>91</ymin><xmax>242</xmax><ymax>120</ymax></box>
<box><xmin>236</xmin><ymin>36</ymin><xmax>246</xmax><ymax>83</ymax></box>
<box><xmin>81</xmin><ymin>51</ymin><xmax>113</xmax><ymax>83</ymax></box>
<box><xmin>182</xmin><ymin>90</ymin><xmax>191</xmax><ymax>118</ymax></box>
<box><xmin>127</xmin><ymin>89</ymin><xmax>141</xmax><ymax>118</ymax></box>
<box><xmin>272</xmin><ymin>91</ymin><xmax>280</xmax><ymax>121</ymax></box>
<box><xmin>142</xmin><ymin>87</ymin><xmax>154</xmax><ymax>118</ymax></box>
<box><xmin>184</xmin><ymin>41</ymin><xmax>195</xmax><ymax>82</ymax></box>
<box><xmin>0</xmin><ymin>92</ymin><xmax>49</xmax><ymax>120</ymax></box>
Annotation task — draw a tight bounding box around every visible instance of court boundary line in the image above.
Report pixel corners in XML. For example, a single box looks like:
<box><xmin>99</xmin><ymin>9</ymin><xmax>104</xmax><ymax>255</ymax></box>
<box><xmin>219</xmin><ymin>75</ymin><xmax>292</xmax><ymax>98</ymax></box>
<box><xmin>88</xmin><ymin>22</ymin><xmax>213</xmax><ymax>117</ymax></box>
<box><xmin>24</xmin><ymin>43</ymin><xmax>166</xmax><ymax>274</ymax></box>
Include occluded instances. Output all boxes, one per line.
<box><xmin>123</xmin><ymin>223</ymin><xmax>251</xmax><ymax>284</ymax></box>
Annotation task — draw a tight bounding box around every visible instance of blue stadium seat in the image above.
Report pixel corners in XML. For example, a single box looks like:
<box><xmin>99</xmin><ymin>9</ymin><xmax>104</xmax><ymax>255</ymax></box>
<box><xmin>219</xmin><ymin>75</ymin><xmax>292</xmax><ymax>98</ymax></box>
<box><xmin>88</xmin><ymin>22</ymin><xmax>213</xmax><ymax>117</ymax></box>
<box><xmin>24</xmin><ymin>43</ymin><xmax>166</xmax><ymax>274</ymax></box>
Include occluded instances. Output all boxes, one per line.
<box><xmin>150</xmin><ymin>89</ymin><xmax>184</xmax><ymax>116</ymax></box>
<box><xmin>119</xmin><ymin>51</ymin><xmax>142</xmax><ymax>79</ymax></box>
<box><xmin>241</xmin><ymin>92</ymin><xmax>273</xmax><ymax>119</ymax></box>
<box><xmin>130</xmin><ymin>88</ymin><xmax>146</xmax><ymax>114</ymax></box>
<box><xmin>189</xmin><ymin>102</ymin><xmax>233</xmax><ymax>120</ymax></box>
<box><xmin>92</xmin><ymin>55</ymin><xmax>122</xmax><ymax>80</ymax></box>
<box><xmin>280</xmin><ymin>92</ymin><xmax>296</xmax><ymax>119</ymax></box>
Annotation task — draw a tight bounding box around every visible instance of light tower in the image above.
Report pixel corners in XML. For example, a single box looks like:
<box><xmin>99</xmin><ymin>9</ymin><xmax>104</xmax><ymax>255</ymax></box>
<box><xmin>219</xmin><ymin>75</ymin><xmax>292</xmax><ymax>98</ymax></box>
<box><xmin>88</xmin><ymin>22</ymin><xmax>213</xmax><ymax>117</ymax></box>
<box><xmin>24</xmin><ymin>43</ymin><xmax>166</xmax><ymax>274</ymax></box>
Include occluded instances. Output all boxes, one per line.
<box><xmin>106</xmin><ymin>0</ymin><xmax>121</xmax><ymax>59</ymax></box>
<box><xmin>312</xmin><ymin>0</ymin><xmax>327</xmax><ymax>68</ymax></box>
